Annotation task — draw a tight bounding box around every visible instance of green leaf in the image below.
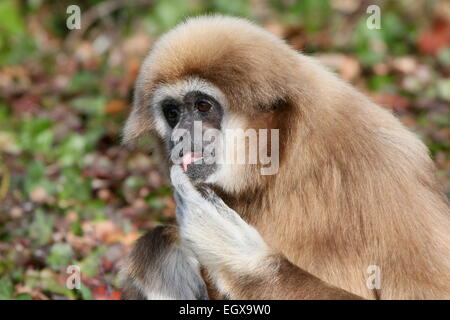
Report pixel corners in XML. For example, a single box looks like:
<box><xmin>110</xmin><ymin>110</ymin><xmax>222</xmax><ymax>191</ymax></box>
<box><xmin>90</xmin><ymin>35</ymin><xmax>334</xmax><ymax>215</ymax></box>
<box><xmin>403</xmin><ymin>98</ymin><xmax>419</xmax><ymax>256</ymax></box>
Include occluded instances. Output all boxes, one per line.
<box><xmin>15</xmin><ymin>293</ymin><xmax>32</xmax><ymax>300</ymax></box>
<box><xmin>380</xmin><ymin>12</ymin><xmax>411</xmax><ymax>56</ymax></box>
<box><xmin>29</xmin><ymin>209</ymin><xmax>55</xmax><ymax>246</ymax></box>
<box><xmin>436</xmin><ymin>79</ymin><xmax>450</xmax><ymax>102</ymax></box>
<box><xmin>80</xmin><ymin>200</ymin><xmax>107</xmax><ymax>220</ymax></box>
<box><xmin>23</xmin><ymin>161</ymin><xmax>55</xmax><ymax>198</ymax></box>
<box><xmin>0</xmin><ymin>35</ymin><xmax>36</xmax><ymax>66</ymax></box>
<box><xmin>67</xmin><ymin>71</ymin><xmax>100</xmax><ymax>94</ymax></box>
<box><xmin>0</xmin><ymin>105</ymin><xmax>10</xmax><ymax>124</ymax></box>
<box><xmin>71</xmin><ymin>219</ymin><xmax>83</xmax><ymax>236</ymax></box>
<box><xmin>0</xmin><ymin>259</ymin><xmax>15</xmax><ymax>277</ymax></box>
<box><xmin>368</xmin><ymin>75</ymin><xmax>395</xmax><ymax>92</ymax></box>
<box><xmin>46</xmin><ymin>243</ymin><xmax>74</xmax><ymax>271</ymax></box>
<box><xmin>124</xmin><ymin>176</ymin><xmax>145</xmax><ymax>190</ymax></box>
<box><xmin>144</xmin><ymin>0</ymin><xmax>197</xmax><ymax>34</ymax></box>
<box><xmin>352</xmin><ymin>18</ymin><xmax>385</xmax><ymax>66</ymax></box>
<box><xmin>24</xmin><ymin>269</ymin><xmax>76</xmax><ymax>299</ymax></box>
<box><xmin>71</xmin><ymin>96</ymin><xmax>106</xmax><ymax>116</ymax></box>
<box><xmin>437</xmin><ymin>48</ymin><xmax>450</xmax><ymax>67</ymax></box>
<box><xmin>18</xmin><ymin>118</ymin><xmax>54</xmax><ymax>153</ymax></box>
<box><xmin>210</xmin><ymin>0</ymin><xmax>251</xmax><ymax>17</ymax></box>
<box><xmin>57</xmin><ymin>168</ymin><xmax>91</xmax><ymax>205</ymax></box>
<box><xmin>78</xmin><ymin>246</ymin><xmax>107</xmax><ymax>278</ymax></box>
<box><xmin>79</xmin><ymin>284</ymin><xmax>93</xmax><ymax>300</ymax></box>
<box><xmin>0</xmin><ymin>1</ymin><xmax>25</xmax><ymax>35</ymax></box>
<box><xmin>148</xmin><ymin>197</ymin><xmax>165</xmax><ymax>210</ymax></box>
<box><xmin>56</xmin><ymin>134</ymin><xmax>88</xmax><ymax>167</ymax></box>
<box><xmin>0</xmin><ymin>278</ymin><xmax>14</xmax><ymax>299</ymax></box>
<box><xmin>294</xmin><ymin>0</ymin><xmax>331</xmax><ymax>32</ymax></box>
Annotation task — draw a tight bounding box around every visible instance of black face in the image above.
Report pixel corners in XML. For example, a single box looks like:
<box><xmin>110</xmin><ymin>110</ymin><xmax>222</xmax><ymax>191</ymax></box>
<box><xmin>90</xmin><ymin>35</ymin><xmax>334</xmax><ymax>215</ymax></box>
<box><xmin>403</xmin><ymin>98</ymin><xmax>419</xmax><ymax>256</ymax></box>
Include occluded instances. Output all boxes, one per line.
<box><xmin>160</xmin><ymin>91</ymin><xmax>223</xmax><ymax>183</ymax></box>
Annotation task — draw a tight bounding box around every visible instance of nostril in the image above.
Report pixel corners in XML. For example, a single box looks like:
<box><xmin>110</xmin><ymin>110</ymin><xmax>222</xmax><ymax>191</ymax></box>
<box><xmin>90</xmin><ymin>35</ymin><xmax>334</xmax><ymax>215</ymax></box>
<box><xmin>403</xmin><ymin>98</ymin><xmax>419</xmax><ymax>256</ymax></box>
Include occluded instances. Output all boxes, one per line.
<box><xmin>179</xmin><ymin>149</ymin><xmax>183</xmax><ymax>158</ymax></box>
<box><xmin>178</xmin><ymin>136</ymin><xmax>183</xmax><ymax>143</ymax></box>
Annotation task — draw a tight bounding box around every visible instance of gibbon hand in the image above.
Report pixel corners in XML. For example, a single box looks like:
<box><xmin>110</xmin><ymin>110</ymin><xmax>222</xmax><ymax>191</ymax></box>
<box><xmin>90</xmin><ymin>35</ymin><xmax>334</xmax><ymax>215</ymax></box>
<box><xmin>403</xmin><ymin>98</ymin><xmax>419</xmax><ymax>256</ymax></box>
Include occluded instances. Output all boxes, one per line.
<box><xmin>170</xmin><ymin>165</ymin><xmax>270</xmax><ymax>275</ymax></box>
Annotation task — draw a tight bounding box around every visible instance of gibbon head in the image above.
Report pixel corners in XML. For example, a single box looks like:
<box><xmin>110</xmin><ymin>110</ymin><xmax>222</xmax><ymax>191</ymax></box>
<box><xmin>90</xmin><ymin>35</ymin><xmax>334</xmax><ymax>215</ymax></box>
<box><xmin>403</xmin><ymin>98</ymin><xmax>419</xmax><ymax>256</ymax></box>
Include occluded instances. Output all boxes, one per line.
<box><xmin>123</xmin><ymin>15</ymin><xmax>311</xmax><ymax>192</ymax></box>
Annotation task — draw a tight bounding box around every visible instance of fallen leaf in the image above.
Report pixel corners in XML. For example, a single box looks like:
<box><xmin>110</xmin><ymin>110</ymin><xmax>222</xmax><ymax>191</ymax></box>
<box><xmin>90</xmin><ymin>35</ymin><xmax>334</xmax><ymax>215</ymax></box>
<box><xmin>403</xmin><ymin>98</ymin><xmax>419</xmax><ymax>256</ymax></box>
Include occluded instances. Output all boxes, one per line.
<box><xmin>104</xmin><ymin>99</ymin><xmax>127</xmax><ymax>115</ymax></box>
<box><xmin>418</xmin><ymin>18</ymin><xmax>450</xmax><ymax>55</ymax></box>
<box><xmin>92</xmin><ymin>285</ymin><xmax>121</xmax><ymax>300</ymax></box>
<box><xmin>371</xmin><ymin>93</ymin><xmax>411</xmax><ymax>111</ymax></box>
<box><xmin>30</xmin><ymin>187</ymin><xmax>48</xmax><ymax>203</ymax></box>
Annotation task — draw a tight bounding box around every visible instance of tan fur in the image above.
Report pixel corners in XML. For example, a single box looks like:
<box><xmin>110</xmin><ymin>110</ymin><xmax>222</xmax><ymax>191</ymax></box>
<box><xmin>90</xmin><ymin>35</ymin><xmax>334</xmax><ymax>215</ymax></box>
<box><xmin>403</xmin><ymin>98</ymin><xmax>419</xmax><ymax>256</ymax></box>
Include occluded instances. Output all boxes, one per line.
<box><xmin>124</xmin><ymin>15</ymin><xmax>450</xmax><ymax>299</ymax></box>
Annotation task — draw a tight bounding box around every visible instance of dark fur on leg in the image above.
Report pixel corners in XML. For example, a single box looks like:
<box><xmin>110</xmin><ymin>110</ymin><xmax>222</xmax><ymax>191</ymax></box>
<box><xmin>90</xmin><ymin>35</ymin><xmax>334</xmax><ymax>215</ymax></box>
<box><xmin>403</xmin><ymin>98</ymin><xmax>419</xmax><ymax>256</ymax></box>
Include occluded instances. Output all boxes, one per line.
<box><xmin>121</xmin><ymin>225</ymin><xmax>208</xmax><ymax>300</ymax></box>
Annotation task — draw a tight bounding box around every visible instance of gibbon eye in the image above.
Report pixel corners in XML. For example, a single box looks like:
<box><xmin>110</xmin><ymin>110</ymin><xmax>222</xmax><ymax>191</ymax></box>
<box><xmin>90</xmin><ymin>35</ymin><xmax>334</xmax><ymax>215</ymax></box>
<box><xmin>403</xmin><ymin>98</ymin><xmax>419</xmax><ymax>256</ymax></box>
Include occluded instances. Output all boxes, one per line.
<box><xmin>163</xmin><ymin>105</ymin><xmax>179</xmax><ymax>127</ymax></box>
<box><xmin>196</xmin><ymin>100</ymin><xmax>212</xmax><ymax>112</ymax></box>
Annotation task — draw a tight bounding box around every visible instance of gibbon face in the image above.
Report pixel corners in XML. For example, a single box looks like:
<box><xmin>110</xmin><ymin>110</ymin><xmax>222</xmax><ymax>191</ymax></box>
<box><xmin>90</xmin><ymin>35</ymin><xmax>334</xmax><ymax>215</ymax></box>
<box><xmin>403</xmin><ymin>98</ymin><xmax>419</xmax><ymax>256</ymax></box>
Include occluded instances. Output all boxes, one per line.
<box><xmin>151</xmin><ymin>77</ymin><xmax>228</xmax><ymax>183</ymax></box>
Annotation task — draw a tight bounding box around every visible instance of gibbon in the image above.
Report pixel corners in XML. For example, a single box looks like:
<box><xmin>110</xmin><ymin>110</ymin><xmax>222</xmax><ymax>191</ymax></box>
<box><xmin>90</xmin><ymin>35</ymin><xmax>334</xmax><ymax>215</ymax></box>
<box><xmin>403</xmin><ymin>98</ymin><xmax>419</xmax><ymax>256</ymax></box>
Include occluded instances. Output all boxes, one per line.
<box><xmin>121</xmin><ymin>15</ymin><xmax>450</xmax><ymax>300</ymax></box>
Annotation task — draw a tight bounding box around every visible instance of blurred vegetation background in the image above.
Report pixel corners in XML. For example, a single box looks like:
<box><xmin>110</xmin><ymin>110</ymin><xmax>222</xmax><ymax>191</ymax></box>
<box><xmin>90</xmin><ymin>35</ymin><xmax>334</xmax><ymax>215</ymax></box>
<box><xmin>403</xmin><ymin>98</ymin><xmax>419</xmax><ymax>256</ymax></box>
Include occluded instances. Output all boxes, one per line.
<box><xmin>0</xmin><ymin>0</ymin><xmax>449</xmax><ymax>299</ymax></box>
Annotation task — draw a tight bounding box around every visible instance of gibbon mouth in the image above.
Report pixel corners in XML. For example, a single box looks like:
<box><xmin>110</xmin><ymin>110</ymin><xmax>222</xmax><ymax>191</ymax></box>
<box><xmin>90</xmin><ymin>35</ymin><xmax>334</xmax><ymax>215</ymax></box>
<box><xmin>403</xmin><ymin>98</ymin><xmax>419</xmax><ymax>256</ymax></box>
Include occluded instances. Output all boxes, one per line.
<box><xmin>180</xmin><ymin>152</ymin><xmax>217</xmax><ymax>183</ymax></box>
<box><xmin>181</xmin><ymin>152</ymin><xmax>204</xmax><ymax>172</ymax></box>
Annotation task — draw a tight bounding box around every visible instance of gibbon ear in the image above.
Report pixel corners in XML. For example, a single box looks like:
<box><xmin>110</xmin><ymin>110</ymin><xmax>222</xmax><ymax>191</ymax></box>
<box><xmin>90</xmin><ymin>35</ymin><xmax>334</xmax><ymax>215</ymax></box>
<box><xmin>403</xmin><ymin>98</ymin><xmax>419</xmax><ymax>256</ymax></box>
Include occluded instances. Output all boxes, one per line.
<box><xmin>121</xmin><ymin>108</ymin><xmax>154</xmax><ymax>147</ymax></box>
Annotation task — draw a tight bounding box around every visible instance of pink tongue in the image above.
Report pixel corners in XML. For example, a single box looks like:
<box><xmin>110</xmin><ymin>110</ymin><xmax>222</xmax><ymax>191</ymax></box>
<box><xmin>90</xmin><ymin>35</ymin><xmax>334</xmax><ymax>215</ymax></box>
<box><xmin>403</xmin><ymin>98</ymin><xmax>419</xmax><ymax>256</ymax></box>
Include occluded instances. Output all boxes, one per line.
<box><xmin>182</xmin><ymin>153</ymin><xmax>204</xmax><ymax>172</ymax></box>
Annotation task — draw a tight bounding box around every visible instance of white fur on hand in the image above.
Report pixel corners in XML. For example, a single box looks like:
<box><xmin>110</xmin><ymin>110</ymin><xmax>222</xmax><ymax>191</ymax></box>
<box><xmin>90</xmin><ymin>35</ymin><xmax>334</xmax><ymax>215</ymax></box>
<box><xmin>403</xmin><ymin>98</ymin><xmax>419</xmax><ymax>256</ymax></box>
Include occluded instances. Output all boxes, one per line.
<box><xmin>170</xmin><ymin>165</ymin><xmax>270</xmax><ymax>275</ymax></box>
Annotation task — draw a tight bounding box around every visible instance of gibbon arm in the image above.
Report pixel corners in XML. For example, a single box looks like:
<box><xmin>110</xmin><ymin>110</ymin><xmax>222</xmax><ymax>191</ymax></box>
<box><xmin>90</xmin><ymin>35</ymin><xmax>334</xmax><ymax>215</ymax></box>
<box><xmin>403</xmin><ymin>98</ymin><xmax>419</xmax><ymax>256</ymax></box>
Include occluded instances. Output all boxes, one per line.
<box><xmin>171</xmin><ymin>166</ymin><xmax>361</xmax><ymax>300</ymax></box>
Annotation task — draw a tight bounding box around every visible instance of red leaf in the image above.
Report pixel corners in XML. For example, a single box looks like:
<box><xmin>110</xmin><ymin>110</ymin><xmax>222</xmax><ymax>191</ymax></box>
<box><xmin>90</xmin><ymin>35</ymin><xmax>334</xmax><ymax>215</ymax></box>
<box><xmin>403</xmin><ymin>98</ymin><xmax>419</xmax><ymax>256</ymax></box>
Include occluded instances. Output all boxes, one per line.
<box><xmin>105</xmin><ymin>99</ymin><xmax>127</xmax><ymax>115</ymax></box>
<box><xmin>92</xmin><ymin>285</ymin><xmax>121</xmax><ymax>300</ymax></box>
<box><xmin>418</xmin><ymin>18</ymin><xmax>450</xmax><ymax>55</ymax></box>
<box><xmin>372</xmin><ymin>93</ymin><xmax>411</xmax><ymax>111</ymax></box>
